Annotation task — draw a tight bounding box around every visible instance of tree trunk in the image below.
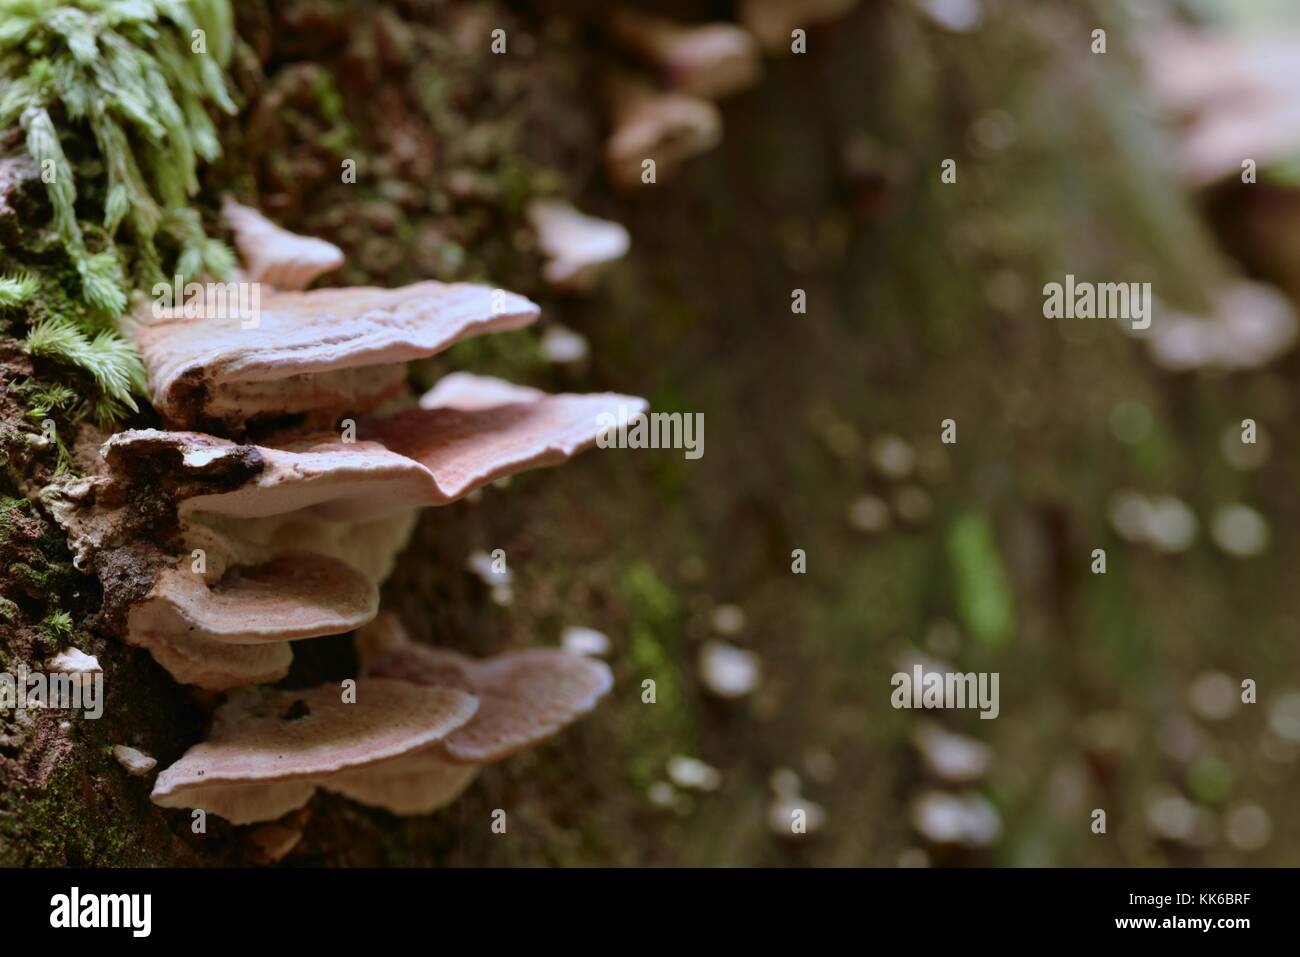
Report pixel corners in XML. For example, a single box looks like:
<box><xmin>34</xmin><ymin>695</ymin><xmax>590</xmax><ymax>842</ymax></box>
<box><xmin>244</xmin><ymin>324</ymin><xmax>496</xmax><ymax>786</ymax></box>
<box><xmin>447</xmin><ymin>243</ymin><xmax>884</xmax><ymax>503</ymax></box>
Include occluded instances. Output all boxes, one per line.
<box><xmin>3</xmin><ymin>0</ymin><xmax>1294</xmax><ymax>867</ymax></box>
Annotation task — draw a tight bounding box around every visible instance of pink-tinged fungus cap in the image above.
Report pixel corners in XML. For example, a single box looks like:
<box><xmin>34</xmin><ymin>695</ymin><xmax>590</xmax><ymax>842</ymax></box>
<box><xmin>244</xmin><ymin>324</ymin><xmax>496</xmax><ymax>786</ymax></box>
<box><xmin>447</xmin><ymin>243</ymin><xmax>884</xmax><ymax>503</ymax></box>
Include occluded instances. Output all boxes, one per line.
<box><xmin>608</xmin><ymin>11</ymin><xmax>762</xmax><ymax>101</ymax></box>
<box><xmin>221</xmin><ymin>198</ymin><xmax>345</xmax><ymax>290</ymax></box>
<box><xmin>167</xmin><ymin>385</ymin><xmax>645</xmax><ymax>521</ymax></box>
<box><xmin>362</xmin><ymin>387</ymin><xmax>648</xmax><ymax>504</ymax></box>
<box><xmin>432</xmin><ymin>647</ymin><xmax>613</xmax><ymax>763</ymax></box>
<box><xmin>1143</xmin><ymin>281</ymin><xmax>1297</xmax><ymax>372</ymax></box>
<box><xmin>98</xmin><ymin>379</ymin><xmax>640</xmax><ymax>691</ymax></box>
<box><xmin>113</xmin><ymin>745</ymin><xmax>157</xmax><ymax>776</ymax></box>
<box><xmin>419</xmin><ymin>372</ymin><xmax>544</xmax><ymax>412</ymax></box>
<box><xmin>179</xmin><ymin>437</ymin><xmax>439</xmax><ymax>522</ymax></box>
<box><xmin>527</xmin><ymin>200</ymin><xmax>631</xmax><ymax>293</ymax></box>
<box><xmin>606</xmin><ymin>86</ymin><xmax>722</xmax><ymax>189</ymax></box>
<box><xmin>101</xmin><ymin>428</ymin><xmax>427</xmax><ymax>525</ymax></box>
<box><xmin>131</xmin><ymin>623</ymin><xmax>295</xmax><ymax>691</ymax></box>
<box><xmin>323</xmin><ymin>616</ymin><xmax>613</xmax><ymax>814</ymax></box>
<box><xmin>182</xmin><ymin>509</ymin><xmax>420</xmax><ymax>593</ymax></box>
<box><xmin>321</xmin><ymin>749</ymin><xmax>483</xmax><ymax>817</ymax></box>
<box><xmin>359</xmin><ymin>619</ymin><xmax>613</xmax><ymax>763</ymax></box>
<box><xmin>1146</xmin><ymin>29</ymin><xmax>1300</xmax><ymax>185</ymax></box>
<box><xmin>151</xmin><ymin>679</ymin><xmax>479</xmax><ymax>825</ymax></box>
<box><xmin>132</xmin><ymin>281</ymin><xmax>540</xmax><ymax>428</ymax></box>
<box><xmin>124</xmin><ymin>554</ymin><xmax>378</xmax><ymax>690</ymax></box>
<box><xmin>130</xmin><ymin>554</ymin><xmax>378</xmax><ymax>646</ymax></box>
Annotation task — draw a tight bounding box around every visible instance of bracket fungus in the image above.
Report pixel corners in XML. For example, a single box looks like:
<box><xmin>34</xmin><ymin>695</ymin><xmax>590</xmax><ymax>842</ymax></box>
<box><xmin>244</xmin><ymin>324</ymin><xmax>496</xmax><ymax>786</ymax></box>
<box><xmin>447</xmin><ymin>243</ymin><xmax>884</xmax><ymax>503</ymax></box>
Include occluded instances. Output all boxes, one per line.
<box><xmin>527</xmin><ymin>199</ymin><xmax>631</xmax><ymax>293</ymax></box>
<box><xmin>1139</xmin><ymin>281</ymin><xmax>1297</xmax><ymax>372</ymax></box>
<box><xmin>220</xmin><ymin>198</ymin><xmax>345</xmax><ymax>291</ymax></box>
<box><xmin>607</xmin><ymin>10</ymin><xmax>762</xmax><ymax>102</ymax></box>
<box><xmin>47</xmin><ymin>201</ymin><xmax>642</xmax><ymax>827</ymax></box>
<box><xmin>148</xmin><ymin>616</ymin><xmax>614</xmax><ymax>823</ymax></box>
<box><xmin>320</xmin><ymin>614</ymin><xmax>614</xmax><ymax>815</ymax></box>
<box><xmin>1146</xmin><ymin>29</ymin><xmax>1300</xmax><ymax>185</ymax></box>
<box><xmin>129</xmin><ymin>279</ymin><xmax>541</xmax><ymax>430</ymax></box>
<box><xmin>76</xmin><ymin>372</ymin><xmax>641</xmax><ymax>691</ymax></box>
<box><xmin>46</xmin><ymin>647</ymin><xmax>101</xmax><ymax>674</ymax></box>
<box><xmin>606</xmin><ymin>82</ymin><xmax>722</xmax><ymax>189</ymax></box>
<box><xmin>125</xmin><ymin>553</ymin><xmax>379</xmax><ymax>689</ymax></box>
<box><xmin>151</xmin><ymin>679</ymin><xmax>479</xmax><ymax>825</ymax></box>
<box><xmin>113</xmin><ymin>745</ymin><xmax>158</xmax><ymax>777</ymax></box>
<box><xmin>418</xmin><ymin>371</ymin><xmax>543</xmax><ymax>412</ymax></box>
<box><xmin>44</xmin><ymin>205</ymin><xmax>648</xmax><ymax>692</ymax></box>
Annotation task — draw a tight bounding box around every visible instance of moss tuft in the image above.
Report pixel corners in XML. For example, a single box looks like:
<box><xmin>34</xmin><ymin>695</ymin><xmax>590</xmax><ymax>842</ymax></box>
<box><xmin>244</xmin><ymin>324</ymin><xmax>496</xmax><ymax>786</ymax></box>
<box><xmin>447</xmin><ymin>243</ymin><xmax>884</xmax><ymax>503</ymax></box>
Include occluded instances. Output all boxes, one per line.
<box><xmin>0</xmin><ymin>271</ymin><xmax>38</xmax><ymax>310</ymax></box>
<box><xmin>0</xmin><ymin>1</ymin><xmax>241</xmax><ymax>426</ymax></box>
<box><xmin>25</xmin><ymin>314</ymin><xmax>146</xmax><ymax>424</ymax></box>
<box><xmin>1</xmin><ymin>0</ymin><xmax>239</xmax><ymax>305</ymax></box>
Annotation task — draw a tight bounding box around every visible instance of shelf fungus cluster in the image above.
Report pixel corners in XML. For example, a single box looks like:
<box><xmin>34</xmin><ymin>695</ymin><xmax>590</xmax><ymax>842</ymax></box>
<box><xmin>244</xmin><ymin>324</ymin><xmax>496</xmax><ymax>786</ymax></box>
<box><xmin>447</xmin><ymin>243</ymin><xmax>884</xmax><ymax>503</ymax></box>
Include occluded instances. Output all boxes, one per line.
<box><xmin>601</xmin><ymin>9</ymin><xmax>745</xmax><ymax>191</ymax></box>
<box><xmin>151</xmin><ymin>615</ymin><xmax>611</xmax><ymax>823</ymax></box>
<box><xmin>599</xmin><ymin>4</ymin><xmax>859</xmax><ymax>189</ymax></box>
<box><xmin>53</xmin><ymin>203</ymin><xmax>643</xmax><ymax>825</ymax></box>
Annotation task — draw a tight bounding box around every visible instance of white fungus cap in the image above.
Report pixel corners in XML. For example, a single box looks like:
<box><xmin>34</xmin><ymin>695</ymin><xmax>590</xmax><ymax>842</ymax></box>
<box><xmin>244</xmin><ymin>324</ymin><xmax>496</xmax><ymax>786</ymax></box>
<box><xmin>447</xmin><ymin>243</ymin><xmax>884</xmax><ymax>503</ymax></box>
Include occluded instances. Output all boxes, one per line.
<box><xmin>667</xmin><ymin>755</ymin><xmax>722</xmax><ymax>791</ymax></box>
<box><xmin>699</xmin><ymin>640</ymin><xmax>762</xmax><ymax>699</ymax></box>
<box><xmin>561</xmin><ymin>626</ymin><xmax>611</xmax><ymax>658</ymax></box>
<box><xmin>912</xmin><ymin>722</ymin><xmax>993</xmax><ymax>783</ymax></box>
<box><xmin>113</xmin><ymin>745</ymin><xmax>158</xmax><ymax>777</ymax></box>
<box><xmin>1210</xmin><ymin>504</ymin><xmax>1269</xmax><ymax>558</ymax></box>
<box><xmin>910</xmin><ymin>790</ymin><xmax>1002</xmax><ymax>848</ymax></box>
<box><xmin>527</xmin><ymin>200</ymin><xmax>630</xmax><ymax>293</ymax></box>
<box><xmin>46</xmin><ymin>647</ymin><xmax>101</xmax><ymax>674</ymax></box>
<box><xmin>540</xmin><ymin>325</ymin><xmax>590</xmax><ymax>365</ymax></box>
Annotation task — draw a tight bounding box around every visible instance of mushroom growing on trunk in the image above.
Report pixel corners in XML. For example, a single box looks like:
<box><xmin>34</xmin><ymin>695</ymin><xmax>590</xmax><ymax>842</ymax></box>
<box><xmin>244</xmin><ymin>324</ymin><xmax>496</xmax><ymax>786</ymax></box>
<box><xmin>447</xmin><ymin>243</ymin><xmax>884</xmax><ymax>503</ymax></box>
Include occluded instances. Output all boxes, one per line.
<box><xmin>151</xmin><ymin>679</ymin><xmax>479</xmax><ymax>824</ymax></box>
<box><xmin>605</xmin><ymin>81</ymin><xmax>722</xmax><ymax>190</ymax></box>
<box><xmin>149</xmin><ymin>615</ymin><xmax>614</xmax><ymax>823</ymax></box>
<box><xmin>51</xmin><ymin>208</ymin><xmax>646</xmax><ymax>705</ymax></box>
<box><xmin>606</xmin><ymin>10</ymin><xmax>762</xmax><ymax>101</ymax></box>
<box><xmin>323</xmin><ymin>614</ymin><xmax>614</xmax><ymax>815</ymax></box>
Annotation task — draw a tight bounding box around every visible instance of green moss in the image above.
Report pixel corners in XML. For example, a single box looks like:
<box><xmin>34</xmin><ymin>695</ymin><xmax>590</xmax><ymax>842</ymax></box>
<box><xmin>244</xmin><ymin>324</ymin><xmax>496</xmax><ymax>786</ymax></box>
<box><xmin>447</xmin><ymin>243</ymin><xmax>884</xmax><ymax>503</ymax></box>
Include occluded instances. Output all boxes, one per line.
<box><xmin>302</xmin><ymin>66</ymin><xmax>353</xmax><ymax>155</ymax></box>
<box><xmin>38</xmin><ymin>607</ymin><xmax>73</xmax><ymax>641</ymax></box>
<box><xmin>25</xmin><ymin>314</ymin><xmax>147</xmax><ymax>425</ymax></box>
<box><xmin>8</xmin><ymin>556</ymin><xmax>73</xmax><ymax>595</ymax></box>
<box><xmin>494</xmin><ymin>153</ymin><xmax>535</xmax><ymax>217</ymax></box>
<box><xmin>619</xmin><ymin>561</ymin><xmax>695</xmax><ymax>788</ymax></box>
<box><xmin>6</xmin><ymin>757</ymin><xmax>137</xmax><ymax>865</ymax></box>
<box><xmin>0</xmin><ymin>1</ymin><xmax>241</xmax><ymax>426</ymax></box>
<box><xmin>1187</xmin><ymin>755</ymin><xmax>1235</xmax><ymax>806</ymax></box>
<box><xmin>1</xmin><ymin>0</ymin><xmax>238</xmax><ymax>302</ymax></box>
<box><xmin>622</xmin><ymin>560</ymin><xmax>679</xmax><ymax>626</ymax></box>
<box><xmin>439</xmin><ymin>327</ymin><xmax>546</xmax><ymax>384</ymax></box>
<box><xmin>946</xmin><ymin>510</ymin><xmax>1016</xmax><ymax>651</ymax></box>
<box><xmin>0</xmin><ymin>271</ymin><xmax>39</xmax><ymax>310</ymax></box>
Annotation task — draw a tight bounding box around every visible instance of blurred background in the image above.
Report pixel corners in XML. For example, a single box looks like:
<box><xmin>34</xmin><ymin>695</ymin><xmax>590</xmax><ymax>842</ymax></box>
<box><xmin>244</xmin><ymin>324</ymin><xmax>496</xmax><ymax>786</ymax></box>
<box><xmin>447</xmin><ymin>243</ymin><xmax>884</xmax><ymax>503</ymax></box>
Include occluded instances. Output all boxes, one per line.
<box><xmin>287</xmin><ymin>0</ymin><xmax>1299</xmax><ymax>866</ymax></box>
<box><xmin>8</xmin><ymin>0</ymin><xmax>1300</xmax><ymax>866</ymax></box>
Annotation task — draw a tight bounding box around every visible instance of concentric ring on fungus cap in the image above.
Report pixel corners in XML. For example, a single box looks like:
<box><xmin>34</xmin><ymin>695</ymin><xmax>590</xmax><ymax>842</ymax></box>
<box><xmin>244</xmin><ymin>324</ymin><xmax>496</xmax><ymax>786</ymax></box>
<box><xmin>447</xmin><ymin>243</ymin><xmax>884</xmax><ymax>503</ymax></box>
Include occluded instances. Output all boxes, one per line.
<box><xmin>151</xmin><ymin>679</ymin><xmax>479</xmax><ymax>824</ymax></box>
<box><xmin>318</xmin><ymin>615</ymin><xmax>613</xmax><ymax>815</ymax></box>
